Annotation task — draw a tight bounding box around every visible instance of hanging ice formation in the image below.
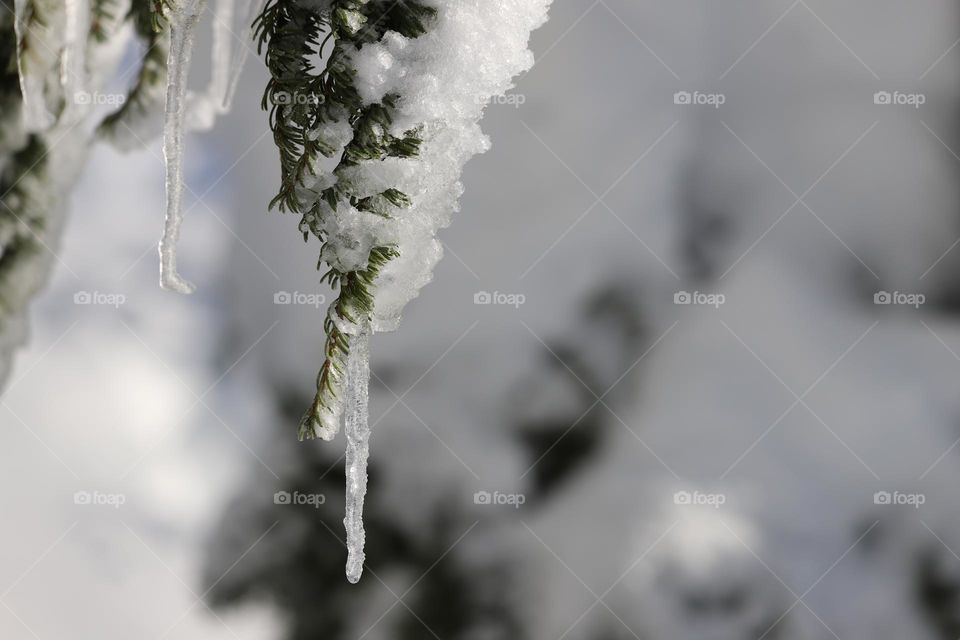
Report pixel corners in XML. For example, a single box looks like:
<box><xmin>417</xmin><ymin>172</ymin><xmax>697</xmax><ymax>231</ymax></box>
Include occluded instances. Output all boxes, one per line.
<box><xmin>343</xmin><ymin>325</ymin><xmax>371</xmax><ymax>583</ymax></box>
<box><xmin>159</xmin><ymin>0</ymin><xmax>203</xmax><ymax>294</ymax></box>
<box><xmin>159</xmin><ymin>0</ymin><xmax>252</xmax><ymax>292</ymax></box>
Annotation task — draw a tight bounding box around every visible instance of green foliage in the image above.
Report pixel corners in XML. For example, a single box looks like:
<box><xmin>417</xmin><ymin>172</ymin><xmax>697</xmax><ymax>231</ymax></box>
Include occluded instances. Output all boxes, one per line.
<box><xmin>0</xmin><ymin>12</ymin><xmax>47</xmax><ymax>310</ymax></box>
<box><xmin>0</xmin><ymin>135</ymin><xmax>49</xmax><ymax>314</ymax></box>
<box><xmin>89</xmin><ymin>0</ymin><xmax>117</xmax><ymax>42</ymax></box>
<box><xmin>0</xmin><ymin>4</ymin><xmax>22</xmax><ymax>115</ymax></box>
<box><xmin>149</xmin><ymin>0</ymin><xmax>174</xmax><ymax>32</ymax></box>
<box><xmin>253</xmin><ymin>0</ymin><xmax>436</xmax><ymax>439</ymax></box>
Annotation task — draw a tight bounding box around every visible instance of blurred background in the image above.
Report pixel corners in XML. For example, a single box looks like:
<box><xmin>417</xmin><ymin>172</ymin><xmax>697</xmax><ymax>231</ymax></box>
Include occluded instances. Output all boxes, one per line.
<box><xmin>5</xmin><ymin>1</ymin><xmax>960</xmax><ymax>638</ymax></box>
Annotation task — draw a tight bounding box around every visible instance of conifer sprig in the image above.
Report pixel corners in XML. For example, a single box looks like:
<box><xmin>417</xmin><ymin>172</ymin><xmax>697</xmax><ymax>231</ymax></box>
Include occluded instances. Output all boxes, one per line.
<box><xmin>0</xmin><ymin>136</ymin><xmax>51</xmax><ymax>314</ymax></box>
<box><xmin>253</xmin><ymin>0</ymin><xmax>436</xmax><ymax>439</ymax></box>
<box><xmin>89</xmin><ymin>0</ymin><xmax>116</xmax><ymax>42</ymax></box>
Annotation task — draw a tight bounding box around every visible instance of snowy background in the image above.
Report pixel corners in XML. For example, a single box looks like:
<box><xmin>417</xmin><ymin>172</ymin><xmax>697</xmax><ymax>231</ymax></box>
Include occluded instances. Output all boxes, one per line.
<box><xmin>5</xmin><ymin>0</ymin><xmax>960</xmax><ymax>638</ymax></box>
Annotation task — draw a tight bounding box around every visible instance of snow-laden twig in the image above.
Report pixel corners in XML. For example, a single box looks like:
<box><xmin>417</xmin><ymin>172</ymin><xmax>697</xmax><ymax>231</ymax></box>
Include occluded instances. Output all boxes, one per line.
<box><xmin>255</xmin><ymin>0</ymin><xmax>552</xmax><ymax>581</ymax></box>
<box><xmin>0</xmin><ymin>0</ymin><xmax>128</xmax><ymax>384</ymax></box>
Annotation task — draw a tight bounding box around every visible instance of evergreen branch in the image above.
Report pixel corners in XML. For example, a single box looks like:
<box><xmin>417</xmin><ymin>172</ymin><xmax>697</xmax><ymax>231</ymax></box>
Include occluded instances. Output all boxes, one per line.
<box><xmin>0</xmin><ymin>135</ymin><xmax>51</xmax><ymax>315</ymax></box>
<box><xmin>89</xmin><ymin>0</ymin><xmax>117</xmax><ymax>42</ymax></box>
<box><xmin>150</xmin><ymin>0</ymin><xmax>174</xmax><ymax>31</ymax></box>
<box><xmin>0</xmin><ymin>8</ymin><xmax>54</xmax><ymax>332</ymax></box>
<box><xmin>0</xmin><ymin>5</ymin><xmax>23</xmax><ymax>149</ymax></box>
<box><xmin>253</xmin><ymin>0</ymin><xmax>436</xmax><ymax>440</ymax></box>
<box><xmin>299</xmin><ymin>245</ymin><xmax>398</xmax><ymax>440</ymax></box>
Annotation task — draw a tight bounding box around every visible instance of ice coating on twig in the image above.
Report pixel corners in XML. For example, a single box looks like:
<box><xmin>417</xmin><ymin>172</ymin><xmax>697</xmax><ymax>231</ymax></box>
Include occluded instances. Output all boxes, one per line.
<box><xmin>14</xmin><ymin>0</ymin><xmax>62</xmax><ymax>132</ymax></box>
<box><xmin>343</xmin><ymin>326</ymin><xmax>371</xmax><ymax>584</ymax></box>
<box><xmin>160</xmin><ymin>0</ymin><xmax>205</xmax><ymax>294</ymax></box>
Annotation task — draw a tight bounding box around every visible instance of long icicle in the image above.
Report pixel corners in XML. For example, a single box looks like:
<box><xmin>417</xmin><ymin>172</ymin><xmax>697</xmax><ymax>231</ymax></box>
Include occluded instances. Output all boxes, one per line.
<box><xmin>159</xmin><ymin>0</ymin><xmax>204</xmax><ymax>294</ymax></box>
<box><xmin>61</xmin><ymin>0</ymin><xmax>90</xmax><ymax>124</ymax></box>
<box><xmin>343</xmin><ymin>325</ymin><xmax>371</xmax><ymax>584</ymax></box>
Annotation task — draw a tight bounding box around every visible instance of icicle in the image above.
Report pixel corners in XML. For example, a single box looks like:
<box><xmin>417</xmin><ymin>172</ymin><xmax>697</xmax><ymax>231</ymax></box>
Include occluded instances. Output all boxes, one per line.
<box><xmin>186</xmin><ymin>0</ymin><xmax>235</xmax><ymax>130</ymax></box>
<box><xmin>14</xmin><ymin>0</ymin><xmax>59</xmax><ymax>132</ymax></box>
<box><xmin>343</xmin><ymin>325</ymin><xmax>371</xmax><ymax>584</ymax></box>
<box><xmin>61</xmin><ymin>0</ymin><xmax>90</xmax><ymax>123</ymax></box>
<box><xmin>208</xmin><ymin>0</ymin><xmax>233</xmax><ymax>104</ymax></box>
<box><xmin>222</xmin><ymin>0</ymin><xmax>264</xmax><ymax>111</ymax></box>
<box><xmin>159</xmin><ymin>0</ymin><xmax>205</xmax><ymax>295</ymax></box>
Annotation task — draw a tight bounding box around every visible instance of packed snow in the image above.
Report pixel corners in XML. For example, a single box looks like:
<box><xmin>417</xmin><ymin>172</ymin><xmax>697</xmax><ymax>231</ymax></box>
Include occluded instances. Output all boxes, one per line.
<box><xmin>341</xmin><ymin>0</ymin><xmax>553</xmax><ymax>333</ymax></box>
